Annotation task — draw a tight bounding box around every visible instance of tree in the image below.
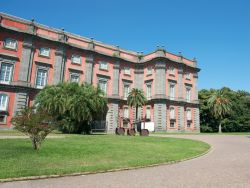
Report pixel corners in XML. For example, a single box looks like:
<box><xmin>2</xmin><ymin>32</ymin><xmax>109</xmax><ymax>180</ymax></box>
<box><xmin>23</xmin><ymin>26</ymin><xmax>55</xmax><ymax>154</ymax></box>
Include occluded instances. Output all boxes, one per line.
<box><xmin>11</xmin><ymin>107</ymin><xmax>57</xmax><ymax>150</ymax></box>
<box><xmin>207</xmin><ymin>89</ymin><xmax>232</xmax><ymax>133</ymax></box>
<box><xmin>127</xmin><ymin>88</ymin><xmax>147</xmax><ymax>131</ymax></box>
<box><xmin>35</xmin><ymin>82</ymin><xmax>108</xmax><ymax>134</ymax></box>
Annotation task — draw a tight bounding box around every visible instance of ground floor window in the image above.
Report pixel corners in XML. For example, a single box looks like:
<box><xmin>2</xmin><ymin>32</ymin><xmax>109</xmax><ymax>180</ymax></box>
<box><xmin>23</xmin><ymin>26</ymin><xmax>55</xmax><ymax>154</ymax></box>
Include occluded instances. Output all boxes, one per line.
<box><xmin>187</xmin><ymin>121</ymin><xmax>192</xmax><ymax>128</ymax></box>
<box><xmin>0</xmin><ymin>114</ymin><xmax>7</xmax><ymax>124</ymax></box>
<box><xmin>170</xmin><ymin>120</ymin><xmax>175</xmax><ymax>128</ymax></box>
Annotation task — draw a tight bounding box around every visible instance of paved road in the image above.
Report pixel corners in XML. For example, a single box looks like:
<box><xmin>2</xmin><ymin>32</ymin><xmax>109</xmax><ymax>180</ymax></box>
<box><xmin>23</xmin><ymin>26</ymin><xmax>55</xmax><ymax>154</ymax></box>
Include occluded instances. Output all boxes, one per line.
<box><xmin>1</xmin><ymin>135</ymin><xmax>250</xmax><ymax>188</ymax></box>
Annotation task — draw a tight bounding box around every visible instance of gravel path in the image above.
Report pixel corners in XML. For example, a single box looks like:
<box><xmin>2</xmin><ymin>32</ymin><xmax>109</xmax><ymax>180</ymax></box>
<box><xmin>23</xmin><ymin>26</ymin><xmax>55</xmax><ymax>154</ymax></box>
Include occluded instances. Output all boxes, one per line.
<box><xmin>1</xmin><ymin>135</ymin><xmax>250</xmax><ymax>188</ymax></box>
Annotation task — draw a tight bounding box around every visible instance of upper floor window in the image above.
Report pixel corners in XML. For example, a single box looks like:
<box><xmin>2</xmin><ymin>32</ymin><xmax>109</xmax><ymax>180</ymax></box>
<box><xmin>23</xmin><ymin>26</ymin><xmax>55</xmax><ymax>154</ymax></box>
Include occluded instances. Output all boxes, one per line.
<box><xmin>169</xmin><ymin>66</ymin><xmax>175</xmax><ymax>75</ymax></box>
<box><xmin>99</xmin><ymin>61</ymin><xmax>108</xmax><ymax>70</ymax></box>
<box><xmin>70</xmin><ymin>73</ymin><xmax>80</xmax><ymax>83</ymax></box>
<box><xmin>170</xmin><ymin>107</ymin><xmax>175</xmax><ymax>120</ymax></box>
<box><xmin>186</xmin><ymin>109</ymin><xmax>192</xmax><ymax>121</ymax></box>
<box><xmin>185</xmin><ymin>71</ymin><xmax>191</xmax><ymax>80</ymax></box>
<box><xmin>169</xmin><ymin>84</ymin><xmax>175</xmax><ymax>100</ymax></box>
<box><xmin>124</xmin><ymin>67</ymin><xmax>130</xmax><ymax>75</ymax></box>
<box><xmin>146</xmin><ymin>67</ymin><xmax>152</xmax><ymax>75</ymax></box>
<box><xmin>123</xmin><ymin>107</ymin><xmax>129</xmax><ymax>118</ymax></box>
<box><xmin>186</xmin><ymin>87</ymin><xmax>191</xmax><ymax>102</ymax></box>
<box><xmin>146</xmin><ymin>106</ymin><xmax>151</xmax><ymax>120</ymax></box>
<box><xmin>39</xmin><ymin>47</ymin><xmax>50</xmax><ymax>57</ymax></box>
<box><xmin>0</xmin><ymin>94</ymin><xmax>8</xmax><ymax>111</ymax></box>
<box><xmin>71</xmin><ymin>55</ymin><xmax>81</xmax><ymax>64</ymax></box>
<box><xmin>36</xmin><ymin>68</ymin><xmax>48</xmax><ymax>89</ymax></box>
<box><xmin>123</xmin><ymin>84</ymin><xmax>130</xmax><ymax>100</ymax></box>
<box><xmin>0</xmin><ymin>63</ymin><xmax>13</xmax><ymax>84</ymax></box>
<box><xmin>98</xmin><ymin>79</ymin><xmax>107</xmax><ymax>94</ymax></box>
<box><xmin>146</xmin><ymin>84</ymin><xmax>152</xmax><ymax>100</ymax></box>
<box><xmin>4</xmin><ymin>38</ymin><xmax>17</xmax><ymax>50</ymax></box>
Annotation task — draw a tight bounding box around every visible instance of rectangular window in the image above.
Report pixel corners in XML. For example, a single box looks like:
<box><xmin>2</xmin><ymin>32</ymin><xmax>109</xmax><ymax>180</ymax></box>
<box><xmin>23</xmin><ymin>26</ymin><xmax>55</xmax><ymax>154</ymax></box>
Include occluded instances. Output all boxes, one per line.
<box><xmin>36</xmin><ymin>69</ymin><xmax>48</xmax><ymax>89</ymax></box>
<box><xmin>123</xmin><ymin>107</ymin><xmax>129</xmax><ymax>118</ymax></box>
<box><xmin>186</xmin><ymin>71</ymin><xmax>191</xmax><ymax>80</ymax></box>
<box><xmin>187</xmin><ymin>121</ymin><xmax>191</xmax><ymax>128</ymax></box>
<box><xmin>4</xmin><ymin>38</ymin><xmax>17</xmax><ymax>50</ymax></box>
<box><xmin>71</xmin><ymin>55</ymin><xmax>81</xmax><ymax>64</ymax></box>
<box><xmin>0</xmin><ymin>94</ymin><xmax>8</xmax><ymax>111</ymax></box>
<box><xmin>146</xmin><ymin>84</ymin><xmax>152</xmax><ymax>99</ymax></box>
<box><xmin>170</xmin><ymin>121</ymin><xmax>175</xmax><ymax>128</ymax></box>
<box><xmin>39</xmin><ymin>47</ymin><xmax>50</xmax><ymax>57</ymax></box>
<box><xmin>169</xmin><ymin>66</ymin><xmax>175</xmax><ymax>75</ymax></box>
<box><xmin>123</xmin><ymin>84</ymin><xmax>130</xmax><ymax>99</ymax></box>
<box><xmin>70</xmin><ymin>73</ymin><xmax>80</xmax><ymax>83</ymax></box>
<box><xmin>170</xmin><ymin>84</ymin><xmax>175</xmax><ymax>100</ymax></box>
<box><xmin>98</xmin><ymin>79</ymin><xmax>107</xmax><ymax>94</ymax></box>
<box><xmin>0</xmin><ymin>115</ymin><xmax>7</xmax><ymax>124</ymax></box>
<box><xmin>146</xmin><ymin>67</ymin><xmax>152</xmax><ymax>75</ymax></box>
<box><xmin>99</xmin><ymin>61</ymin><xmax>108</xmax><ymax>70</ymax></box>
<box><xmin>187</xmin><ymin>109</ymin><xmax>192</xmax><ymax>121</ymax></box>
<box><xmin>0</xmin><ymin>63</ymin><xmax>13</xmax><ymax>84</ymax></box>
<box><xmin>146</xmin><ymin>107</ymin><xmax>151</xmax><ymax>120</ymax></box>
<box><xmin>170</xmin><ymin>107</ymin><xmax>175</xmax><ymax>119</ymax></box>
<box><xmin>186</xmin><ymin>87</ymin><xmax>191</xmax><ymax>102</ymax></box>
<box><xmin>124</xmin><ymin>67</ymin><xmax>130</xmax><ymax>75</ymax></box>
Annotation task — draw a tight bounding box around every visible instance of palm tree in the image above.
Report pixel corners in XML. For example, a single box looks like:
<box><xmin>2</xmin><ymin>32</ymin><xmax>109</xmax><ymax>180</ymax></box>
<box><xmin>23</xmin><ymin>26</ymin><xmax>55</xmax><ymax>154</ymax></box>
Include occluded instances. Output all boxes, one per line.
<box><xmin>127</xmin><ymin>88</ymin><xmax>147</xmax><ymax>125</ymax></box>
<box><xmin>208</xmin><ymin>89</ymin><xmax>232</xmax><ymax>133</ymax></box>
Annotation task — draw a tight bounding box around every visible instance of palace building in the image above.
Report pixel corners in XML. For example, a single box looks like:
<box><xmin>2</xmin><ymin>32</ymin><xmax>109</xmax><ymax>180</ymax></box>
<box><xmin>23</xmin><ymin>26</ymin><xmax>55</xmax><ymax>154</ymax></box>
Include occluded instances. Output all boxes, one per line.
<box><xmin>0</xmin><ymin>13</ymin><xmax>200</xmax><ymax>132</ymax></box>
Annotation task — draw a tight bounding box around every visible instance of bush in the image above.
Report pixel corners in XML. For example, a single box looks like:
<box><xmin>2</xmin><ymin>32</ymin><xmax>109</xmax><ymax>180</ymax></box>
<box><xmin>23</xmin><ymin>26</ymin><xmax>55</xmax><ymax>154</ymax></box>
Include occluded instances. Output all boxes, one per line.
<box><xmin>11</xmin><ymin>107</ymin><xmax>58</xmax><ymax>150</ymax></box>
<box><xmin>200</xmin><ymin>125</ymin><xmax>214</xmax><ymax>133</ymax></box>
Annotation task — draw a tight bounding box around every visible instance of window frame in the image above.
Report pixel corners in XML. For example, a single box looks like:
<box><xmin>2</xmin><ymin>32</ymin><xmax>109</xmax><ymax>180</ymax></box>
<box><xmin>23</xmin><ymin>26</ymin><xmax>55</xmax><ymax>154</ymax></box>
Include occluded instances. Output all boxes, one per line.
<box><xmin>170</xmin><ymin>107</ymin><xmax>175</xmax><ymax>120</ymax></box>
<box><xmin>98</xmin><ymin>78</ymin><xmax>108</xmax><ymax>95</ymax></box>
<box><xmin>3</xmin><ymin>38</ymin><xmax>18</xmax><ymax>50</ymax></box>
<box><xmin>186</xmin><ymin>109</ymin><xmax>192</xmax><ymax>121</ymax></box>
<box><xmin>146</xmin><ymin>66</ymin><xmax>152</xmax><ymax>75</ymax></box>
<box><xmin>71</xmin><ymin>54</ymin><xmax>81</xmax><ymax>65</ymax></box>
<box><xmin>0</xmin><ymin>63</ymin><xmax>14</xmax><ymax>84</ymax></box>
<box><xmin>39</xmin><ymin>47</ymin><xmax>50</xmax><ymax>57</ymax></box>
<box><xmin>0</xmin><ymin>114</ymin><xmax>7</xmax><ymax>124</ymax></box>
<box><xmin>99</xmin><ymin>61</ymin><xmax>108</xmax><ymax>70</ymax></box>
<box><xmin>146</xmin><ymin>83</ymin><xmax>152</xmax><ymax>100</ymax></box>
<box><xmin>169</xmin><ymin>83</ymin><xmax>175</xmax><ymax>100</ymax></box>
<box><xmin>185</xmin><ymin>71</ymin><xmax>191</xmax><ymax>80</ymax></box>
<box><xmin>169</xmin><ymin>66</ymin><xmax>175</xmax><ymax>75</ymax></box>
<box><xmin>146</xmin><ymin>106</ymin><xmax>151</xmax><ymax>120</ymax></box>
<box><xmin>186</xmin><ymin>87</ymin><xmax>192</xmax><ymax>102</ymax></box>
<box><xmin>123</xmin><ymin>83</ymin><xmax>130</xmax><ymax>100</ymax></box>
<box><xmin>69</xmin><ymin>72</ymin><xmax>80</xmax><ymax>83</ymax></box>
<box><xmin>123</xmin><ymin>106</ymin><xmax>129</xmax><ymax>119</ymax></box>
<box><xmin>35</xmin><ymin>67</ymin><xmax>48</xmax><ymax>89</ymax></box>
<box><xmin>0</xmin><ymin>93</ymin><xmax>9</xmax><ymax>112</ymax></box>
<box><xmin>124</xmin><ymin>67</ymin><xmax>131</xmax><ymax>75</ymax></box>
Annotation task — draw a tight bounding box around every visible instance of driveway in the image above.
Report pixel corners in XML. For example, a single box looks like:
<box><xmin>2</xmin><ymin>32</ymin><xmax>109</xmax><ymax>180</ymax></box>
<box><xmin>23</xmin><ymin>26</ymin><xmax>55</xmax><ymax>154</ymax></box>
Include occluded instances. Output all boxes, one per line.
<box><xmin>1</xmin><ymin>135</ymin><xmax>250</xmax><ymax>188</ymax></box>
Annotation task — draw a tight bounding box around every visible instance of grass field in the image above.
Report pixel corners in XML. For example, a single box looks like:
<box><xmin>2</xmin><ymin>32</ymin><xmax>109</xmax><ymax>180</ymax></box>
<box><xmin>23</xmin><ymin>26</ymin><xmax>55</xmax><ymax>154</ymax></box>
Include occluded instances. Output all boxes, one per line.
<box><xmin>0</xmin><ymin>135</ymin><xmax>210</xmax><ymax>180</ymax></box>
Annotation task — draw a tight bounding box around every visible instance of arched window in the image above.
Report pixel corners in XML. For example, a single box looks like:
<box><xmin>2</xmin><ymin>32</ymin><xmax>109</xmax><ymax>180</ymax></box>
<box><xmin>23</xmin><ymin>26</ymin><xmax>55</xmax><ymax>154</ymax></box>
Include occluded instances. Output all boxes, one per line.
<box><xmin>0</xmin><ymin>93</ymin><xmax>9</xmax><ymax>111</ymax></box>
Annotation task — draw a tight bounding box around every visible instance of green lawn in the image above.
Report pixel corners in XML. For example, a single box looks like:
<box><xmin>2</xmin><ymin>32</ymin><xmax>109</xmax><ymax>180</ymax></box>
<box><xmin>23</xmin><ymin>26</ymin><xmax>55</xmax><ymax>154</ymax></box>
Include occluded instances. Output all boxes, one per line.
<box><xmin>152</xmin><ymin>132</ymin><xmax>250</xmax><ymax>135</ymax></box>
<box><xmin>0</xmin><ymin>135</ymin><xmax>210</xmax><ymax>180</ymax></box>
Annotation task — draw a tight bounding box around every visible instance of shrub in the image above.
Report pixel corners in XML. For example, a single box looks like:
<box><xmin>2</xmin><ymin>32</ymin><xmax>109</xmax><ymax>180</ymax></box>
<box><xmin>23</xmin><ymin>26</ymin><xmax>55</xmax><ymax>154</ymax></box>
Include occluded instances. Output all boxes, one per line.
<box><xmin>11</xmin><ymin>107</ymin><xmax>58</xmax><ymax>150</ymax></box>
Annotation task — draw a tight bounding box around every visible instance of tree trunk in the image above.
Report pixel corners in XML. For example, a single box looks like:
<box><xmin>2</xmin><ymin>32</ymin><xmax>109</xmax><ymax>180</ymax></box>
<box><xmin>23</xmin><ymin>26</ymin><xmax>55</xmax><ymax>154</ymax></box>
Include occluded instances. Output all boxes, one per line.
<box><xmin>135</xmin><ymin>105</ymin><xmax>138</xmax><ymax>121</ymax></box>
<box><xmin>31</xmin><ymin>137</ymin><xmax>40</xmax><ymax>150</ymax></box>
<box><xmin>218</xmin><ymin>122</ymin><xmax>222</xmax><ymax>134</ymax></box>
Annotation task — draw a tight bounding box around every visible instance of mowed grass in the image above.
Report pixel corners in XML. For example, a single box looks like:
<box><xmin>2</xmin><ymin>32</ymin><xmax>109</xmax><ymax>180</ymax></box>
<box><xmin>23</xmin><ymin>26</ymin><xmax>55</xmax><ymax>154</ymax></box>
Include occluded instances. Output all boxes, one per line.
<box><xmin>0</xmin><ymin>135</ymin><xmax>210</xmax><ymax>180</ymax></box>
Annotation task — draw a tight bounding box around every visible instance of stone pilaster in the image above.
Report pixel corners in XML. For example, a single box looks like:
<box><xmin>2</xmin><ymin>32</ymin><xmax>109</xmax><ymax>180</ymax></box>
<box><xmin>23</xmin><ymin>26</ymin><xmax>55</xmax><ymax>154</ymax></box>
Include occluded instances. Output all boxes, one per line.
<box><xmin>106</xmin><ymin>102</ymin><xmax>119</xmax><ymax>133</ymax></box>
<box><xmin>18</xmin><ymin>36</ymin><xmax>34</xmax><ymax>82</ymax></box>
<box><xmin>112</xmin><ymin>61</ymin><xmax>120</xmax><ymax>96</ymax></box>
<box><xmin>154</xmin><ymin>62</ymin><xmax>166</xmax><ymax>131</ymax></box>
<box><xmin>53</xmin><ymin>47</ymin><xmax>66</xmax><ymax>85</ymax></box>
<box><xmin>12</xmin><ymin>92</ymin><xmax>28</xmax><ymax>116</ymax></box>
<box><xmin>178</xmin><ymin>106</ymin><xmax>184</xmax><ymax>131</ymax></box>
<box><xmin>194</xmin><ymin>107</ymin><xmax>200</xmax><ymax>132</ymax></box>
<box><xmin>193</xmin><ymin>72</ymin><xmax>199</xmax><ymax>101</ymax></box>
<box><xmin>85</xmin><ymin>54</ymin><xmax>94</xmax><ymax>84</ymax></box>
<box><xmin>134</xmin><ymin>65</ymin><xmax>144</xmax><ymax>89</ymax></box>
<box><xmin>178</xmin><ymin>67</ymin><xmax>183</xmax><ymax>100</ymax></box>
<box><xmin>154</xmin><ymin>101</ymin><xmax>167</xmax><ymax>132</ymax></box>
<box><xmin>155</xmin><ymin>62</ymin><xmax>166</xmax><ymax>96</ymax></box>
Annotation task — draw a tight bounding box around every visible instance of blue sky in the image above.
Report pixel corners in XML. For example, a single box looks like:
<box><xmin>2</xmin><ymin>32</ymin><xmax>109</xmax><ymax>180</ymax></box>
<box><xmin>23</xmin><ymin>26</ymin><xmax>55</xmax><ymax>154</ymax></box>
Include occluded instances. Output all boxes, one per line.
<box><xmin>1</xmin><ymin>0</ymin><xmax>250</xmax><ymax>91</ymax></box>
